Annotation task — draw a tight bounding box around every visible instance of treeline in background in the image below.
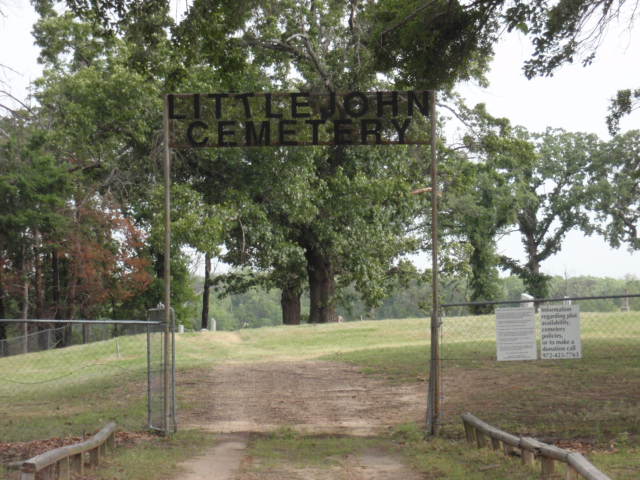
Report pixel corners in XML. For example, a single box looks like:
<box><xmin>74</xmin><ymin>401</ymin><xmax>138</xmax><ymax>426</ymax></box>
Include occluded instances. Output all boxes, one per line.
<box><xmin>192</xmin><ymin>274</ymin><xmax>640</xmax><ymax>331</ymax></box>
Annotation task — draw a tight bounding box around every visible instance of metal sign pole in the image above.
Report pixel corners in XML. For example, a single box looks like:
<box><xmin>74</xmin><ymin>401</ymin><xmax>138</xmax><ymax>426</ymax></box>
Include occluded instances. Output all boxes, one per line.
<box><xmin>426</xmin><ymin>90</ymin><xmax>441</xmax><ymax>435</ymax></box>
<box><xmin>162</xmin><ymin>95</ymin><xmax>172</xmax><ymax>435</ymax></box>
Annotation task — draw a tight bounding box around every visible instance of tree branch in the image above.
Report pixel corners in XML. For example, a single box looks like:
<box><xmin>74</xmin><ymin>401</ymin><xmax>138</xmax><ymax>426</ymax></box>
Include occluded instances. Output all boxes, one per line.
<box><xmin>286</xmin><ymin>33</ymin><xmax>334</xmax><ymax>91</ymax></box>
<box><xmin>240</xmin><ymin>36</ymin><xmax>307</xmax><ymax>63</ymax></box>
<box><xmin>379</xmin><ymin>0</ymin><xmax>438</xmax><ymax>41</ymax></box>
<box><xmin>0</xmin><ymin>90</ymin><xmax>33</xmax><ymax>114</ymax></box>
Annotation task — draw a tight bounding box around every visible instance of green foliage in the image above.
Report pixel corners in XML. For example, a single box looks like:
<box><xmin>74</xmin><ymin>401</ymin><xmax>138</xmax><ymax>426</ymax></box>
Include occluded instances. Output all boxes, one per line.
<box><xmin>588</xmin><ymin>130</ymin><xmax>640</xmax><ymax>250</ymax></box>
<box><xmin>499</xmin><ymin>128</ymin><xmax>597</xmax><ymax>298</ymax></box>
<box><xmin>369</xmin><ymin>0</ymin><xmax>497</xmax><ymax>89</ymax></box>
<box><xmin>502</xmin><ymin>1</ymin><xmax>637</xmax><ymax>78</ymax></box>
<box><xmin>0</xmin><ymin>127</ymin><xmax>70</xmax><ymax>242</ymax></box>
<box><xmin>194</xmin><ymin>271</ymin><xmax>429</xmax><ymax>330</ymax></box>
<box><xmin>548</xmin><ymin>274</ymin><xmax>640</xmax><ymax>310</ymax></box>
<box><xmin>16</xmin><ymin>0</ymin><xmax>640</xmax><ymax>329</ymax></box>
<box><xmin>192</xmin><ymin>272</ymin><xmax>640</xmax><ymax>330</ymax></box>
<box><xmin>190</xmin><ymin>280</ymin><xmax>289</xmax><ymax>331</ymax></box>
<box><xmin>18</xmin><ymin>3</ymin><xmax>197</xmax><ymax>321</ymax></box>
<box><xmin>167</xmin><ymin>0</ymin><xmax>442</xmax><ymax>323</ymax></box>
<box><xmin>607</xmin><ymin>88</ymin><xmax>640</xmax><ymax>135</ymax></box>
<box><xmin>442</xmin><ymin>103</ymin><xmax>526</xmax><ymax>309</ymax></box>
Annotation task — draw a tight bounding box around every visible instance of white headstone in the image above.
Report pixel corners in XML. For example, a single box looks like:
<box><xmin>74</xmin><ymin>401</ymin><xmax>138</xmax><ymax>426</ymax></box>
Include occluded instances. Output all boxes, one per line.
<box><xmin>520</xmin><ymin>293</ymin><xmax>534</xmax><ymax>309</ymax></box>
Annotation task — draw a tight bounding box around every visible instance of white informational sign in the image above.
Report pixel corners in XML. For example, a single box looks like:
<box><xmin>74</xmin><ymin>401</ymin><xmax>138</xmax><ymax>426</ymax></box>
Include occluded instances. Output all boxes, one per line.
<box><xmin>540</xmin><ymin>305</ymin><xmax>582</xmax><ymax>359</ymax></box>
<box><xmin>496</xmin><ymin>307</ymin><xmax>537</xmax><ymax>361</ymax></box>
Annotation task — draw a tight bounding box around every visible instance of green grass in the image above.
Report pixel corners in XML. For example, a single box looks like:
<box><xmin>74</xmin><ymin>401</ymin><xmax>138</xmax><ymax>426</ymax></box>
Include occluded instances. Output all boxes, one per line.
<box><xmin>392</xmin><ymin>423</ymin><xmax>542</xmax><ymax>479</ymax></box>
<box><xmin>330</xmin><ymin>344</ymin><xmax>430</xmax><ymax>383</ymax></box>
<box><xmin>326</xmin><ymin>340</ymin><xmax>640</xmax><ymax>440</ymax></box>
<box><xmin>92</xmin><ymin>430</ymin><xmax>215</xmax><ymax>480</ymax></box>
<box><xmin>243</xmin><ymin>425</ymin><xmax>542</xmax><ymax>479</ymax></box>
<box><xmin>0</xmin><ymin>333</ymin><xmax>155</xmax><ymax>441</ymax></box>
<box><xmin>249</xmin><ymin>427</ymin><xmax>383</xmax><ymax>467</ymax></box>
<box><xmin>1</xmin><ymin>313</ymin><xmax>639</xmax><ymax>478</ymax></box>
<box><xmin>589</xmin><ymin>432</ymin><xmax>640</xmax><ymax>479</ymax></box>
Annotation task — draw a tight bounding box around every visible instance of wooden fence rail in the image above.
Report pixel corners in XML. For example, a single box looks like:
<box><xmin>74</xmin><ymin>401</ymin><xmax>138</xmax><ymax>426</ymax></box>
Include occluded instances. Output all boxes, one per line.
<box><xmin>461</xmin><ymin>413</ymin><xmax>612</xmax><ymax>480</ymax></box>
<box><xmin>20</xmin><ymin>422</ymin><xmax>117</xmax><ymax>480</ymax></box>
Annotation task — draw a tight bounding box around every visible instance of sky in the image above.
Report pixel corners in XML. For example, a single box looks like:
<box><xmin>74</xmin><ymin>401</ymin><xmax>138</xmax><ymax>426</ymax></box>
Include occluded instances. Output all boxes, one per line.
<box><xmin>456</xmin><ymin>24</ymin><xmax>640</xmax><ymax>280</ymax></box>
<box><xmin>1</xmin><ymin>2</ymin><xmax>639</xmax><ymax>280</ymax></box>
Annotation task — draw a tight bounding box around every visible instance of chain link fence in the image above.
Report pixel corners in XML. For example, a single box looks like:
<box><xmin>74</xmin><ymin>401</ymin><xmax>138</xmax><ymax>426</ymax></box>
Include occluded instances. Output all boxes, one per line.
<box><xmin>437</xmin><ymin>294</ymin><xmax>640</xmax><ymax>440</ymax></box>
<box><xmin>1</xmin><ymin>325</ymin><xmax>67</xmax><ymax>357</ymax></box>
<box><xmin>0</xmin><ymin>311</ymin><xmax>175</xmax><ymax>435</ymax></box>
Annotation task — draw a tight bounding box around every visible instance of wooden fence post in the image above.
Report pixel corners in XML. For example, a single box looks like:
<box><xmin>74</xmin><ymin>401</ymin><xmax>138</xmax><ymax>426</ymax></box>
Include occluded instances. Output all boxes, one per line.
<box><xmin>490</xmin><ymin>437</ymin><xmax>501</xmax><ymax>451</ymax></box>
<box><xmin>70</xmin><ymin>453</ymin><xmax>83</xmax><ymax>475</ymax></box>
<box><xmin>521</xmin><ymin>448</ymin><xmax>535</xmax><ymax>466</ymax></box>
<box><xmin>89</xmin><ymin>447</ymin><xmax>100</xmax><ymax>468</ymax></box>
<box><xmin>463</xmin><ymin>421</ymin><xmax>475</xmax><ymax>443</ymax></box>
<box><xmin>476</xmin><ymin>430</ymin><xmax>488</xmax><ymax>449</ymax></box>
<box><xmin>58</xmin><ymin>456</ymin><xmax>70</xmax><ymax>480</ymax></box>
<box><xmin>461</xmin><ymin>414</ymin><xmax>612</xmax><ymax>480</ymax></box>
<box><xmin>565</xmin><ymin>467</ymin><xmax>579</xmax><ymax>480</ymax></box>
<box><xmin>541</xmin><ymin>457</ymin><xmax>555</xmax><ymax>478</ymax></box>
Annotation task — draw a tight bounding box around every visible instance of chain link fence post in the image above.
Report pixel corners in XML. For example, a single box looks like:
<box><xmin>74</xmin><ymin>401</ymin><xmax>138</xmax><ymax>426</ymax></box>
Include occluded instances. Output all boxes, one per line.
<box><xmin>147</xmin><ymin>307</ymin><xmax>176</xmax><ymax>435</ymax></box>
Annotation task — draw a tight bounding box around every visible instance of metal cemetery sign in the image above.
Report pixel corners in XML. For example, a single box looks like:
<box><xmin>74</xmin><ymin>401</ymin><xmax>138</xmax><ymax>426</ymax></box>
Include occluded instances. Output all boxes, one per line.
<box><xmin>167</xmin><ymin>90</ymin><xmax>433</xmax><ymax>148</ymax></box>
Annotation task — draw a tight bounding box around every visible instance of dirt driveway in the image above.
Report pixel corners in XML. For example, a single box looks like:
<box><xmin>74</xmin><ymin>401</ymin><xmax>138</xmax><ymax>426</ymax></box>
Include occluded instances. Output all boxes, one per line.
<box><xmin>176</xmin><ymin>360</ymin><xmax>430</xmax><ymax>479</ymax></box>
<box><xmin>178</xmin><ymin>360</ymin><xmax>426</xmax><ymax>436</ymax></box>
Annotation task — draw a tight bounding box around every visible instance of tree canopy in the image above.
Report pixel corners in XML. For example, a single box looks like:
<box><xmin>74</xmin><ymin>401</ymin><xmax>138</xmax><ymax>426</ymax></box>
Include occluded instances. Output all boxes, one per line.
<box><xmin>1</xmin><ymin>0</ymin><xmax>639</xmax><ymax>335</ymax></box>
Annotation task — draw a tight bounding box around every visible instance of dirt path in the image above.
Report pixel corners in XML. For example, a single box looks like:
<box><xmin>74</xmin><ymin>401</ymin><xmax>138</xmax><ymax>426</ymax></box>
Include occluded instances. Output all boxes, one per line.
<box><xmin>175</xmin><ymin>433</ymin><xmax>249</xmax><ymax>480</ymax></box>
<box><xmin>179</xmin><ymin>360</ymin><xmax>425</xmax><ymax>436</ymax></box>
<box><xmin>174</xmin><ymin>360</ymin><xmax>428</xmax><ymax>479</ymax></box>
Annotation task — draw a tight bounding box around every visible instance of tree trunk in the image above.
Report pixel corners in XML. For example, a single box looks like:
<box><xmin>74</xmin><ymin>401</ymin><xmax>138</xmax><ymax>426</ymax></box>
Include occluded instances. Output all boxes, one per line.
<box><xmin>82</xmin><ymin>322</ymin><xmax>90</xmax><ymax>344</ymax></box>
<box><xmin>281</xmin><ymin>282</ymin><xmax>301</xmax><ymax>325</ymax></box>
<box><xmin>305</xmin><ymin>248</ymin><xmax>337</xmax><ymax>323</ymax></box>
<box><xmin>201</xmin><ymin>251</ymin><xmax>211</xmax><ymax>330</ymax></box>
<box><xmin>52</xmin><ymin>250</ymin><xmax>61</xmax><ymax>317</ymax></box>
<box><xmin>33</xmin><ymin>233</ymin><xmax>50</xmax><ymax>351</ymax></box>
<box><xmin>0</xmin><ymin>266</ymin><xmax>6</xmax><ymax>342</ymax></box>
<box><xmin>0</xmin><ymin>265</ymin><xmax>7</xmax><ymax>356</ymax></box>
<box><xmin>308</xmin><ymin>265</ymin><xmax>322</xmax><ymax>324</ymax></box>
<box><xmin>22</xmin><ymin>275</ymin><xmax>29</xmax><ymax>354</ymax></box>
<box><xmin>468</xmin><ymin>233</ymin><xmax>500</xmax><ymax>315</ymax></box>
<box><xmin>522</xmin><ymin>228</ymin><xmax>549</xmax><ymax>301</ymax></box>
<box><xmin>51</xmin><ymin>250</ymin><xmax>69</xmax><ymax>348</ymax></box>
<box><xmin>34</xmin><ymin>231</ymin><xmax>45</xmax><ymax>319</ymax></box>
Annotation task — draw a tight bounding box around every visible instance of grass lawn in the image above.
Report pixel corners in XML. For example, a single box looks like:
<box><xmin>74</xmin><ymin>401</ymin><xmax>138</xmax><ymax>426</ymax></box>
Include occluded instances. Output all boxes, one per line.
<box><xmin>1</xmin><ymin>313</ymin><xmax>638</xmax><ymax>479</ymax></box>
<box><xmin>90</xmin><ymin>430</ymin><xmax>216</xmax><ymax>480</ymax></box>
<box><xmin>242</xmin><ymin>425</ymin><xmax>544</xmax><ymax>480</ymax></box>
